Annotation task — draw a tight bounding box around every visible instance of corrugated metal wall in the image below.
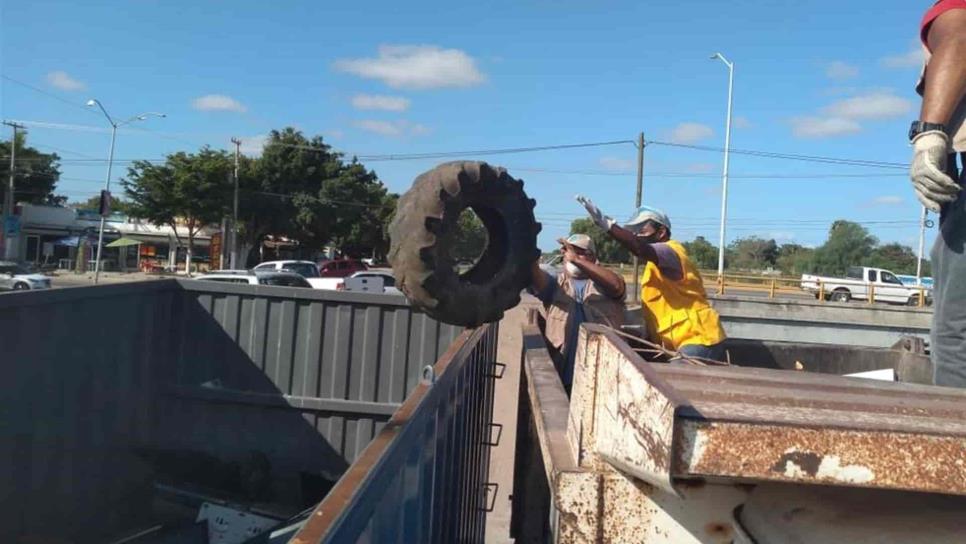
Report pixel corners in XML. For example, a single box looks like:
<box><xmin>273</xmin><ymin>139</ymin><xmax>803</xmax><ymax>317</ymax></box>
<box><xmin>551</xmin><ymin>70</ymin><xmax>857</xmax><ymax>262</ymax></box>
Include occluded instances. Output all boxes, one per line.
<box><xmin>0</xmin><ymin>280</ymin><xmax>462</xmax><ymax>543</ymax></box>
<box><xmin>290</xmin><ymin>322</ymin><xmax>500</xmax><ymax>544</ymax></box>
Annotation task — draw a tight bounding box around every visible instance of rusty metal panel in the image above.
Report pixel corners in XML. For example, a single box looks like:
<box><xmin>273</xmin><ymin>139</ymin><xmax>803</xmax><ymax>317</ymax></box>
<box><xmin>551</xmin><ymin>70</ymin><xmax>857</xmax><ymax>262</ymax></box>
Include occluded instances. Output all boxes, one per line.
<box><xmin>574</xmin><ymin>324</ymin><xmax>966</xmax><ymax>497</ymax></box>
<box><xmin>518</xmin><ymin>322</ymin><xmax>753</xmax><ymax>544</ymax></box>
<box><xmin>292</xmin><ymin>322</ymin><xmax>499</xmax><ymax>544</ymax></box>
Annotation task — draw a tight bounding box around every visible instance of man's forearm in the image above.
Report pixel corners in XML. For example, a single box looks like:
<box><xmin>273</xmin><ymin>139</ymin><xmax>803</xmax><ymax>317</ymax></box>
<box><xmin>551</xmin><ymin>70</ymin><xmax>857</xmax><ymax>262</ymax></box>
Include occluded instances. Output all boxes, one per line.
<box><xmin>575</xmin><ymin>260</ymin><xmax>625</xmax><ymax>299</ymax></box>
<box><xmin>608</xmin><ymin>225</ymin><xmax>658</xmax><ymax>264</ymax></box>
<box><xmin>921</xmin><ymin>10</ymin><xmax>966</xmax><ymax>124</ymax></box>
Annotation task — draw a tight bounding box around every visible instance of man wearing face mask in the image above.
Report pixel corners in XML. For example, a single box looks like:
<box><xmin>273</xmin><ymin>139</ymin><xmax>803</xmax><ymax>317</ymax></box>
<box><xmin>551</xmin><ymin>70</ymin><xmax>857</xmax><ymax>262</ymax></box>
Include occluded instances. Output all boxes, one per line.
<box><xmin>530</xmin><ymin>234</ymin><xmax>626</xmax><ymax>391</ymax></box>
<box><xmin>577</xmin><ymin>196</ymin><xmax>727</xmax><ymax>362</ymax></box>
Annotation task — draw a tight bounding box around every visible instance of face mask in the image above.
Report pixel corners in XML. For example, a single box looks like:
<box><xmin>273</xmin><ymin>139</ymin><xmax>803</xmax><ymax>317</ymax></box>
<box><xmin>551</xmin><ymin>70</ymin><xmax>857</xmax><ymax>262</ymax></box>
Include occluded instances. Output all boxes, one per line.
<box><xmin>565</xmin><ymin>262</ymin><xmax>586</xmax><ymax>278</ymax></box>
<box><xmin>637</xmin><ymin>233</ymin><xmax>661</xmax><ymax>245</ymax></box>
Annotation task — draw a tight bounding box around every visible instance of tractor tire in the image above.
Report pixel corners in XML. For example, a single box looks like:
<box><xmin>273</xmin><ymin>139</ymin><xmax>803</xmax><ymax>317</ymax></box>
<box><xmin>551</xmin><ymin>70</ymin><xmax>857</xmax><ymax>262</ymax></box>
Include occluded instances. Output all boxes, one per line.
<box><xmin>388</xmin><ymin>161</ymin><xmax>541</xmax><ymax>327</ymax></box>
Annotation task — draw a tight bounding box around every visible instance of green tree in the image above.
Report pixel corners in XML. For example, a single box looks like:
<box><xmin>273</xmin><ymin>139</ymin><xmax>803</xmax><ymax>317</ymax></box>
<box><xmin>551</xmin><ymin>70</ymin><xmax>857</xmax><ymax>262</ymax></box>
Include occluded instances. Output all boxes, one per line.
<box><xmin>241</xmin><ymin>128</ymin><xmax>392</xmax><ymax>264</ymax></box>
<box><xmin>569</xmin><ymin>218</ymin><xmax>631</xmax><ymax>263</ymax></box>
<box><xmin>776</xmin><ymin>243</ymin><xmax>816</xmax><ymax>275</ymax></box>
<box><xmin>70</xmin><ymin>194</ymin><xmax>130</xmax><ymax>215</ymax></box>
<box><xmin>451</xmin><ymin>209</ymin><xmax>488</xmax><ymax>263</ymax></box>
<box><xmin>682</xmin><ymin>236</ymin><xmax>719</xmax><ymax>270</ymax></box>
<box><xmin>123</xmin><ymin>148</ymin><xmax>232</xmax><ymax>274</ymax></box>
<box><xmin>869</xmin><ymin>243</ymin><xmax>918</xmax><ymax>275</ymax></box>
<box><xmin>727</xmin><ymin>236</ymin><xmax>778</xmax><ymax>271</ymax></box>
<box><xmin>1</xmin><ymin>134</ymin><xmax>66</xmax><ymax>205</ymax></box>
<box><xmin>811</xmin><ymin>220</ymin><xmax>878</xmax><ymax>276</ymax></box>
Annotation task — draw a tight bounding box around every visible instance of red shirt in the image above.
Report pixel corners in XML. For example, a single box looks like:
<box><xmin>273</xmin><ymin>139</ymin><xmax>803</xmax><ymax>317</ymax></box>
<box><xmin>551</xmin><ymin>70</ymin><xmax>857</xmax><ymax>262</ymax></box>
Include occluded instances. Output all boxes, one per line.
<box><xmin>922</xmin><ymin>0</ymin><xmax>966</xmax><ymax>47</ymax></box>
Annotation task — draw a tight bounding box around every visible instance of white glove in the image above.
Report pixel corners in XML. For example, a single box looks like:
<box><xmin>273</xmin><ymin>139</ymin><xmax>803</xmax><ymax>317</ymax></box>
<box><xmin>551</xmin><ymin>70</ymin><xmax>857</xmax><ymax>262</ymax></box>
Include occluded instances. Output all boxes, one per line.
<box><xmin>575</xmin><ymin>195</ymin><xmax>615</xmax><ymax>230</ymax></box>
<box><xmin>910</xmin><ymin>131</ymin><xmax>960</xmax><ymax>213</ymax></box>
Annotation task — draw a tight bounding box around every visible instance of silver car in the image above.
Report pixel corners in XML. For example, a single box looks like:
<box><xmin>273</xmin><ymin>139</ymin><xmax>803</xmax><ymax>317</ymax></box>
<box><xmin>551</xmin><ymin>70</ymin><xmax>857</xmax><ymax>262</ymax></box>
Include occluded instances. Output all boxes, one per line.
<box><xmin>193</xmin><ymin>269</ymin><xmax>312</xmax><ymax>288</ymax></box>
<box><xmin>0</xmin><ymin>261</ymin><xmax>52</xmax><ymax>291</ymax></box>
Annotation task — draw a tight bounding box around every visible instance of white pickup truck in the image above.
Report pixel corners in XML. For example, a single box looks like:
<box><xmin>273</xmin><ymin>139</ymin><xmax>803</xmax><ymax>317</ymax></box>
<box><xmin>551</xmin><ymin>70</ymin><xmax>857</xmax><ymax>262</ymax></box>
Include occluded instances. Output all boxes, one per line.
<box><xmin>801</xmin><ymin>266</ymin><xmax>932</xmax><ymax>306</ymax></box>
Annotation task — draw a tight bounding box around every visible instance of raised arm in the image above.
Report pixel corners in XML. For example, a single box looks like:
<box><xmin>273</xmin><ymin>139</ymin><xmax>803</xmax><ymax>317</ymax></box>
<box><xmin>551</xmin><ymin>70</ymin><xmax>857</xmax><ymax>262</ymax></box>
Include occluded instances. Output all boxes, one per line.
<box><xmin>565</xmin><ymin>247</ymin><xmax>625</xmax><ymax>299</ymax></box>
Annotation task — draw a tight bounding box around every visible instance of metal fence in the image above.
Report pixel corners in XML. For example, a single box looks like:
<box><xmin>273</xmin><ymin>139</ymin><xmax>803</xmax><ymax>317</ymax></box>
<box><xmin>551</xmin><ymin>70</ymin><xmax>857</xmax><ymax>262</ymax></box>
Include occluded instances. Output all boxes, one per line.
<box><xmin>292</xmin><ymin>321</ymin><xmax>500</xmax><ymax>544</ymax></box>
<box><xmin>0</xmin><ymin>280</ymin><xmax>463</xmax><ymax>543</ymax></box>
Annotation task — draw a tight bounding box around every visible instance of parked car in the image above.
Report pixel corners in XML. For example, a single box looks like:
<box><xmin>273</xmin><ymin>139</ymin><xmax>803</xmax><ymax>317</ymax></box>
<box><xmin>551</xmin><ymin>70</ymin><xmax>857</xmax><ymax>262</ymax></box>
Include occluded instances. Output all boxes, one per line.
<box><xmin>251</xmin><ymin>260</ymin><xmax>331</xmax><ymax>289</ymax></box>
<box><xmin>346</xmin><ymin>270</ymin><xmax>403</xmax><ymax>296</ymax></box>
<box><xmin>896</xmin><ymin>274</ymin><xmax>934</xmax><ymax>289</ymax></box>
<box><xmin>193</xmin><ymin>270</ymin><xmax>312</xmax><ymax>288</ymax></box>
<box><xmin>801</xmin><ymin>266</ymin><xmax>932</xmax><ymax>305</ymax></box>
<box><xmin>0</xmin><ymin>261</ymin><xmax>52</xmax><ymax>291</ymax></box>
<box><xmin>318</xmin><ymin>259</ymin><xmax>368</xmax><ymax>278</ymax></box>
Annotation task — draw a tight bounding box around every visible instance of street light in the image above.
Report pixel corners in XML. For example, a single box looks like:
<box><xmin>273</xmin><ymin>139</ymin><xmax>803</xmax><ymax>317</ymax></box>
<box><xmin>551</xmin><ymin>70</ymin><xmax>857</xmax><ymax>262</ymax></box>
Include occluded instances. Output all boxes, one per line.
<box><xmin>87</xmin><ymin>99</ymin><xmax>165</xmax><ymax>284</ymax></box>
<box><xmin>710</xmin><ymin>52</ymin><xmax>734</xmax><ymax>282</ymax></box>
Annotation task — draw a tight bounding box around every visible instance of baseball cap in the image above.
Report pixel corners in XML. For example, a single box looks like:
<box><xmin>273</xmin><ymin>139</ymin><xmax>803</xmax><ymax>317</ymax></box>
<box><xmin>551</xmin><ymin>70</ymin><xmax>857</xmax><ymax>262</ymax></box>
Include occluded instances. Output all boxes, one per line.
<box><xmin>560</xmin><ymin>233</ymin><xmax>595</xmax><ymax>254</ymax></box>
<box><xmin>624</xmin><ymin>205</ymin><xmax>671</xmax><ymax>232</ymax></box>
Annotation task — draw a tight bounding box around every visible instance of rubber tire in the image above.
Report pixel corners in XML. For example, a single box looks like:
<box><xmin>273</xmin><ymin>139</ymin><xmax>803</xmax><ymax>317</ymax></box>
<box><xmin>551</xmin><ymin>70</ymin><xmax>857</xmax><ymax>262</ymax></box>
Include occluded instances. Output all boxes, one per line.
<box><xmin>389</xmin><ymin>161</ymin><xmax>541</xmax><ymax>327</ymax></box>
<box><xmin>831</xmin><ymin>289</ymin><xmax>850</xmax><ymax>303</ymax></box>
<box><xmin>12</xmin><ymin>283</ymin><xmax>29</xmax><ymax>291</ymax></box>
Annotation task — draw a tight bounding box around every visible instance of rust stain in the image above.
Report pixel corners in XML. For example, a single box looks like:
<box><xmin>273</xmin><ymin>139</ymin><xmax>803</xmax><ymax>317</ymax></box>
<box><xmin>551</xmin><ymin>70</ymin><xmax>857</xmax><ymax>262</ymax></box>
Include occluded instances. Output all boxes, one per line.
<box><xmin>704</xmin><ymin>521</ymin><xmax>734</xmax><ymax>540</ymax></box>
<box><xmin>681</xmin><ymin>421</ymin><xmax>966</xmax><ymax>495</ymax></box>
<box><xmin>618</xmin><ymin>404</ymin><xmax>671</xmax><ymax>472</ymax></box>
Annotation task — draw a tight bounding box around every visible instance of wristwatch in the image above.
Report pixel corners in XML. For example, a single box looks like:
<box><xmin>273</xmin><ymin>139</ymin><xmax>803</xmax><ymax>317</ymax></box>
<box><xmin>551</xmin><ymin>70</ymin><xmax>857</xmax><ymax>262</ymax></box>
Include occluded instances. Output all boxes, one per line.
<box><xmin>909</xmin><ymin>121</ymin><xmax>946</xmax><ymax>141</ymax></box>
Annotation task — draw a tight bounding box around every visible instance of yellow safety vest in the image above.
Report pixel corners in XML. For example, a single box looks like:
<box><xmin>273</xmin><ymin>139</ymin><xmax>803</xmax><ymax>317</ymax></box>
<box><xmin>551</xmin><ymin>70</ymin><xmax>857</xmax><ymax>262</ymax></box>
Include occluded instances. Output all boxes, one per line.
<box><xmin>640</xmin><ymin>240</ymin><xmax>726</xmax><ymax>350</ymax></box>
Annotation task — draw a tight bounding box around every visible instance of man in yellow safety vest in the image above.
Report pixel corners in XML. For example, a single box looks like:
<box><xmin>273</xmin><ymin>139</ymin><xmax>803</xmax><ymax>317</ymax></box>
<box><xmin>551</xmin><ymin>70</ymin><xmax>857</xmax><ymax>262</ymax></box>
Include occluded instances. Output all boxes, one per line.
<box><xmin>577</xmin><ymin>196</ymin><xmax>727</xmax><ymax>361</ymax></box>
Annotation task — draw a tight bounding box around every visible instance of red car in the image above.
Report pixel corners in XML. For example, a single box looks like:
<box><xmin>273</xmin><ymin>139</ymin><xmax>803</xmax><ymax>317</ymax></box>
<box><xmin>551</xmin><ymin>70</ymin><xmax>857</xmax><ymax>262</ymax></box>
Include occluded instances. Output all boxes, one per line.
<box><xmin>318</xmin><ymin>259</ymin><xmax>368</xmax><ymax>278</ymax></box>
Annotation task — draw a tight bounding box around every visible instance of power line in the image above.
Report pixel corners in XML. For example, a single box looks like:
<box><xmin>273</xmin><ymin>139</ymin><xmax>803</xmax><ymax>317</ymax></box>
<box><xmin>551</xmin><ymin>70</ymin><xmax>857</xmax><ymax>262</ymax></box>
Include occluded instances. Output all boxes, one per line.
<box><xmin>644</xmin><ymin>139</ymin><xmax>909</xmax><ymax>170</ymax></box>
<box><xmin>1</xmin><ymin>75</ymin><xmax>101</xmax><ymax>116</ymax></box>
<box><xmin>353</xmin><ymin>140</ymin><xmax>637</xmax><ymax>162</ymax></box>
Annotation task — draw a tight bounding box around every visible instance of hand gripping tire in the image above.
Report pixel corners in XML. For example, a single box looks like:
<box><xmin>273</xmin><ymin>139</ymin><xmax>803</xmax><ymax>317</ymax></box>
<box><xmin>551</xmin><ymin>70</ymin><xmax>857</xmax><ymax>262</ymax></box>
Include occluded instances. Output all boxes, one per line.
<box><xmin>388</xmin><ymin>161</ymin><xmax>541</xmax><ymax>327</ymax></box>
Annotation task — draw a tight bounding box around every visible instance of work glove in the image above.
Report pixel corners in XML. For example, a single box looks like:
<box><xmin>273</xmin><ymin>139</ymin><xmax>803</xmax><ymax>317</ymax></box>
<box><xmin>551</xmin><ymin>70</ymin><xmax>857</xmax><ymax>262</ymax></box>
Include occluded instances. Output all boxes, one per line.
<box><xmin>575</xmin><ymin>195</ymin><xmax>615</xmax><ymax>230</ymax></box>
<box><xmin>910</xmin><ymin>131</ymin><xmax>960</xmax><ymax>213</ymax></box>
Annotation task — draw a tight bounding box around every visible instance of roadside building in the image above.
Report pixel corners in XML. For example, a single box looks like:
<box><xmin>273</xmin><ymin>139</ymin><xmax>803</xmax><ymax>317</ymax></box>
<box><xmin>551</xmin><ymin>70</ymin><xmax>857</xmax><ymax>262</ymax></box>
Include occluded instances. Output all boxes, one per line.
<box><xmin>14</xmin><ymin>203</ymin><xmax>215</xmax><ymax>272</ymax></box>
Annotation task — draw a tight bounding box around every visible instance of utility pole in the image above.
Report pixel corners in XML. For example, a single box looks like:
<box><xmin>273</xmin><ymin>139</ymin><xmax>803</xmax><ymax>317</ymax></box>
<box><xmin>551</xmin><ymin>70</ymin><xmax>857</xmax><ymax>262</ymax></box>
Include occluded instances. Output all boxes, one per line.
<box><xmin>633</xmin><ymin>132</ymin><xmax>645</xmax><ymax>300</ymax></box>
<box><xmin>3</xmin><ymin>121</ymin><xmax>25</xmax><ymax>261</ymax></box>
<box><xmin>711</xmin><ymin>53</ymin><xmax>735</xmax><ymax>282</ymax></box>
<box><xmin>230</xmin><ymin>137</ymin><xmax>241</xmax><ymax>269</ymax></box>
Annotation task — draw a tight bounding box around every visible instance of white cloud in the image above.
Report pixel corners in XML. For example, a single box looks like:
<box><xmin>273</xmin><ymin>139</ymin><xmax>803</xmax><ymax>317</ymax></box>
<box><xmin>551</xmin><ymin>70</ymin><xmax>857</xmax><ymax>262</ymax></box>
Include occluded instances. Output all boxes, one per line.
<box><xmin>46</xmin><ymin>71</ymin><xmax>85</xmax><ymax>91</ymax></box>
<box><xmin>238</xmin><ymin>135</ymin><xmax>267</xmax><ymax>157</ymax></box>
<box><xmin>881</xmin><ymin>46</ymin><xmax>925</xmax><ymax>69</ymax></box>
<box><xmin>790</xmin><ymin>91</ymin><xmax>912</xmax><ymax>139</ymax></box>
<box><xmin>409</xmin><ymin>123</ymin><xmax>431</xmax><ymax>136</ymax></box>
<box><xmin>354</xmin><ymin>119</ymin><xmax>430</xmax><ymax>137</ymax></box>
<box><xmin>598</xmin><ymin>157</ymin><xmax>634</xmax><ymax>172</ymax></box>
<box><xmin>350</xmin><ymin>94</ymin><xmax>411</xmax><ymax>112</ymax></box>
<box><xmin>822</xmin><ymin>92</ymin><xmax>912</xmax><ymax>120</ymax></box>
<box><xmin>825</xmin><ymin>61</ymin><xmax>859</xmax><ymax>80</ymax></box>
<box><xmin>335</xmin><ymin>45</ymin><xmax>485</xmax><ymax>90</ymax></box>
<box><xmin>191</xmin><ymin>94</ymin><xmax>247</xmax><ymax>113</ymax></box>
<box><xmin>669</xmin><ymin>122</ymin><xmax>713</xmax><ymax>144</ymax></box>
<box><xmin>734</xmin><ymin>116</ymin><xmax>752</xmax><ymax>129</ymax></box>
<box><xmin>791</xmin><ymin>116</ymin><xmax>862</xmax><ymax>138</ymax></box>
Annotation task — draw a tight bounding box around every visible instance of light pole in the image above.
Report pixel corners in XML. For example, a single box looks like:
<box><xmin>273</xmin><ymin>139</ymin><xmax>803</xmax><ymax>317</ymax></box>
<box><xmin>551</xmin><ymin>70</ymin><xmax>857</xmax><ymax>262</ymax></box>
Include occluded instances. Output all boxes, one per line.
<box><xmin>711</xmin><ymin>52</ymin><xmax>734</xmax><ymax>281</ymax></box>
<box><xmin>87</xmin><ymin>99</ymin><xmax>165</xmax><ymax>284</ymax></box>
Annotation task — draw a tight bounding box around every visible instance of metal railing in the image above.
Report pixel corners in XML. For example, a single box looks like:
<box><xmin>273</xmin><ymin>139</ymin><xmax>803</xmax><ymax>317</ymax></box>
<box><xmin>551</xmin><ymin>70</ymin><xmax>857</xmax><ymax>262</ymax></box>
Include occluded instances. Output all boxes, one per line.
<box><xmin>614</xmin><ymin>267</ymin><xmax>932</xmax><ymax>307</ymax></box>
<box><xmin>294</xmin><ymin>322</ymin><xmax>500</xmax><ymax>544</ymax></box>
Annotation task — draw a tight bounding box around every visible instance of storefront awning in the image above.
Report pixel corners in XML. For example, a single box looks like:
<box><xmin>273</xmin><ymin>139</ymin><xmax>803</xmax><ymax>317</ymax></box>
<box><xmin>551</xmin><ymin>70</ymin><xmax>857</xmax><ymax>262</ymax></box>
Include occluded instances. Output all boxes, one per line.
<box><xmin>106</xmin><ymin>237</ymin><xmax>144</xmax><ymax>248</ymax></box>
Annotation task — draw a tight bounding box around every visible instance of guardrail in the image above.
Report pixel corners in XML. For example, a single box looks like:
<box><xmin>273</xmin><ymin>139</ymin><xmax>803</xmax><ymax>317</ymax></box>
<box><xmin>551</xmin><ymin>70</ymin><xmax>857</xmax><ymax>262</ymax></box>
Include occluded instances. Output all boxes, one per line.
<box><xmin>610</xmin><ymin>266</ymin><xmax>932</xmax><ymax>307</ymax></box>
<box><xmin>294</xmin><ymin>322</ymin><xmax>500</xmax><ymax>544</ymax></box>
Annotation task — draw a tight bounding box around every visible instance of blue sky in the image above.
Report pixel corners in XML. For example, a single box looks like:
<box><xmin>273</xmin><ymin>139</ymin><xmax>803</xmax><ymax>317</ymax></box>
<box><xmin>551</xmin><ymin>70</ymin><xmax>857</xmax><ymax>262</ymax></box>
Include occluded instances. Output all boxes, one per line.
<box><xmin>1</xmin><ymin>1</ymin><xmax>936</xmax><ymax>251</ymax></box>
